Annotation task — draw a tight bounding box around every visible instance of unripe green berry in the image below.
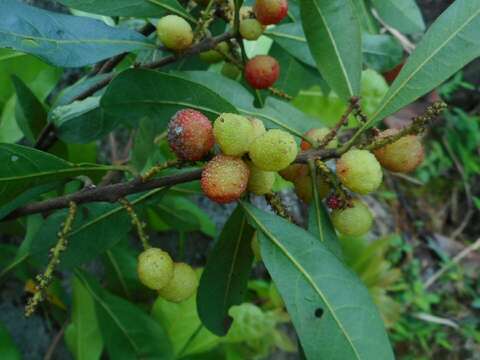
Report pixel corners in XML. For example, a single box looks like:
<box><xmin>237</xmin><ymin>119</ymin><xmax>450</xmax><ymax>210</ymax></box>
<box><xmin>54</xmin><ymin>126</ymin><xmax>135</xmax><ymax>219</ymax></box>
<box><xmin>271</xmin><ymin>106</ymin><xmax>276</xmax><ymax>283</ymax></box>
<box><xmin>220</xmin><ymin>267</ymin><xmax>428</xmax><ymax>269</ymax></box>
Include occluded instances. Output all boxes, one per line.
<box><xmin>336</xmin><ymin>149</ymin><xmax>383</xmax><ymax>194</ymax></box>
<box><xmin>157</xmin><ymin>15</ymin><xmax>193</xmax><ymax>51</ymax></box>
<box><xmin>373</xmin><ymin>129</ymin><xmax>424</xmax><ymax>173</ymax></box>
<box><xmin>301</xmin><ymin>128</ymin><xmax>337</xmax><ymax>150</ymax></box>
<box><xmin>214</xmin><ymin>113</ymin><xmax>254</xmax><ymax>156</ymax></box>
<box><xmin>249</xmin><ymin>129</ymin><xmax>298</xmax><ymax>171</ymax></box>
<box><xmin>199</xmin><ymin>42</ymin><xmax>229</xmax><ymax>63</ymax></box>
<box><xmin>331</xmin><ymin>200</ymin><xmax>373</xmax><ymax>236</ymax></box>
<box><xmin>239</xmin><ymin>19</ymin><xmax>264</xmax><ymax>40</ymax></box>
<box><xmin>158</xmin><ymin>262</ymin><xmax>198</xmax><ymax>303</ymax></box>
<box><xmin>137</xmin><ymin>248</ymin><xmax>174</xmax><ymax>290</ymax></box>
<box><xmin>247</xmin><ymin>161</ymin><xmax>275</xmax><ymax>195</ymax></box>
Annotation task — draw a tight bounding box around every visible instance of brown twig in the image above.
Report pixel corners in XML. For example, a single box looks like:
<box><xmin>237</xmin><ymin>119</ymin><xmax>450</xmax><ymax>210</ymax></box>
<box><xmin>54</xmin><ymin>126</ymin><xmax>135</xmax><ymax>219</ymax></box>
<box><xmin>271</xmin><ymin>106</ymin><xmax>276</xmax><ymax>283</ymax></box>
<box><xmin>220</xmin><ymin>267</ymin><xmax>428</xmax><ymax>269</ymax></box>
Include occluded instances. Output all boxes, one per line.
<box><xmin>4</xmin><ymin>170</ymin><xmax>202</xmax><ymax>221</ymax></box>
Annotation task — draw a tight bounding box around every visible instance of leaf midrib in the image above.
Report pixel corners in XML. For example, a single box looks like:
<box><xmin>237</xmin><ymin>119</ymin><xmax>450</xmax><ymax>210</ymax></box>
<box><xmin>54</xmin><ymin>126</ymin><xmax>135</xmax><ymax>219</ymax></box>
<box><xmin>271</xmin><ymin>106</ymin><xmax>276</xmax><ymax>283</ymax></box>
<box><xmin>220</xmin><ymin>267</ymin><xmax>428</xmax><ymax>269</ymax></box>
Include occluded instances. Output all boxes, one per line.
<box><xmin>368</xmin><ymin>6</ymin><xmax>480</xmax><ymax>126</ymax></box>
<box><xmin>242</xmin><ymin>204</ymin><xmax>361</xmax><ymax>359</ymax></box>
<box><xmin>308</xmin><ymin>0</ymin><xmax>354</xmax><ymax>96</ymax></box>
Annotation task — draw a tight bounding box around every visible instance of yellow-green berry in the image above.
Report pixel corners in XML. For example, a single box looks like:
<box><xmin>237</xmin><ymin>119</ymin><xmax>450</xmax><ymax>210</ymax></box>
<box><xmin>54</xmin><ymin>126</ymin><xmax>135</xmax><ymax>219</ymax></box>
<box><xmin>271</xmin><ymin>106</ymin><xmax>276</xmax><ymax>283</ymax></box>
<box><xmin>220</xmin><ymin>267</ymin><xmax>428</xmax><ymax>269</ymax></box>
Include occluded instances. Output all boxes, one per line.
<box><xmin>247</xmin><ymin>161</ymin><xmax>275</xmax><ymax>195</ymax></box>
<box><xmin>158</xmin><ymin>262</ymin><xmax>198</xmax><ymax>303</ymax></box>
<box><xmin>221</xmin><ymin>62</ymin><xmax>241</xmax><ymax>80</ymax></box>
<box><xmin>239</xmin><ymin>19</ymin><xmax>264</xmax><ymax>40</ymax></box>
<box><xmin>331</xmin><ymin>199</ymin><xmax>373</xmax><ymax>236</ymax></box>
<box><xmin>249</xmin><ymin>129</ymin><xmax>298</xmax><ymax>171</ymax></box>
<box><xmin>336</xmin><ymin>149</ymin><xmax>382</xmax><ymax>194</ymax></box>
<box><xmin>137</xmin><ymin>248</ymin><xmax>174</xmax><ymax>290</ymax></box>
<box><xmin>214</xmin><ymin>113</ymin><xmax>254</xmax><ymax>156</ymax></box>
<box><xmin>157</xmin><ymin>15</ymin><xmax>193</xmax><ymax>51</ymax></box>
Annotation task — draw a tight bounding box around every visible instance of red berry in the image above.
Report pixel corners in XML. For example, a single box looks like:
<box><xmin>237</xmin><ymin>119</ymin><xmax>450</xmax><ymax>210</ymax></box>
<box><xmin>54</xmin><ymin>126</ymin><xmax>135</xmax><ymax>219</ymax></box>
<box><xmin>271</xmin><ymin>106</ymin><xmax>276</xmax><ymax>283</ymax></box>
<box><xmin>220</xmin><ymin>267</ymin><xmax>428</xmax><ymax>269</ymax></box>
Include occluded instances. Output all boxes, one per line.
<box><xmin>167</xmin><ymin>109</ymin><xmax>214</xmax><ymax>161</ymax></box>
<box><xmin>326</xmin><ymin>195</ymin><xmax>342</xmax><ymax>209</ymax></box>
<box><xmin>254</xmin><ymin>0</ymin><xmax>288</xmax><ymax>25</ymax></box>
<box><xmin>244</xmin><ymin>55</ymin><xmax>280</xmax><ymax>89</ymax></box>
<box><xmin>201</xmin><ymin>155</ymin><xmax>250</xmax><ymax>203</ymax></box>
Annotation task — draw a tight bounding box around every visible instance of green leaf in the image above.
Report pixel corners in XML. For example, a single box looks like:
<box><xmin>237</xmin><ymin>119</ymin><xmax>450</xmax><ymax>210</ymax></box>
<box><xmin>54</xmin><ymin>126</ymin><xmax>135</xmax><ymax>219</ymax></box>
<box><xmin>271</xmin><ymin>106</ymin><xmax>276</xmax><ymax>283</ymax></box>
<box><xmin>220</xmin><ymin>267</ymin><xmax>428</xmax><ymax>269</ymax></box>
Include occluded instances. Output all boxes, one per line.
<box><xmin>75</xmin><ymin>269</ymin><xmax>173</xmax><ymax>360</ymax></box>
<box><xmin>0</xmin><ymin>0</ymin><xmax>154</xmax><ymax>67</ymax></box>
<box><xmin>0</xmin><ymin>143</ymin><xmax>113</xmax><ymax>207</ymax></box>
<box><xmin>197</xmin><ymin>206</ymin><xmax>255</xmax><ymax>336</ymax></box>
<box><xmin>101</xmin><ymin>69</ymin><xmax>236</xmax><ymax>126</ymax></box>
<box><xmin>178</xmin><ymin>71</ymin><xmax>321</xmax><ymax>137</ymax></box>
<box><xmin>55</xmin><ymin>74</ymin><xmax>111</xmax><ymax>107</ymax></box>
<box><xmin>56</xmin><ymin>0</ymin><xmax>190</xmax><ymax>19</ymax></box>
<box><xmin>368</xmin><ymin>0</ymin><xmax>480</xmax><ymax>126</ymax></box>
<box><xmin>11</xmin><ymin>75</ymin><xmax>47</xmax><ymax>143</ymax></box>
<box><xmin>241</xmin><ymin>202</ymin><xmax>394</xmax><ymax>360</ymax></box>
<box><xmin>51</xmin><ymin>97</ymin><xmax>118</xmax><ymax>144</ymax></box>
<box><xmin>371</xmin><ymin>0</ymin><xmax>425</xmax><ymax>34</ymax></box>
<box><xmin>152</xmin><ymin>295</ymin><xmax>220</xmax><ymax>358</ymax></box>
<box><xmin>265</xmin><ymin>23</ymin><xmax>316</xmax><ymax>67</ymax></box>
<box><xmin>299</xmin><ymin>0</ymin><xmax>362</xmax><ymax>99</ymax></box>
<box><xmin>351</xmin><ymin>0</ymin><xmax>378</xmax><ymax>34</ymax></box>
<box><xmin>65</xmin><ymin>275</ymin><xmax>103</xmax><ymax>360</ymax></box>
<box><xmin>307</xmin><ymin>167</ymin><xmax>342</xmax><ymax>259</ymax></box>
<box><xmin>0</xmin><ymin>96</ymin><xmax>23</xmax><ymax>144</ymax></box>
<box><xmin>0</xmin><ymin>322</ymin><xmax>21</xmax><ymax>360</ymax></box>
<box><xmin>362</xmin><ymin>34</ymin><xmax>404</xmax><ymax>73</ymax></box>
<box><xmin>269</xmin><ymin>43</ymin><xmax>324</xmax><ymax>98</ymax></box>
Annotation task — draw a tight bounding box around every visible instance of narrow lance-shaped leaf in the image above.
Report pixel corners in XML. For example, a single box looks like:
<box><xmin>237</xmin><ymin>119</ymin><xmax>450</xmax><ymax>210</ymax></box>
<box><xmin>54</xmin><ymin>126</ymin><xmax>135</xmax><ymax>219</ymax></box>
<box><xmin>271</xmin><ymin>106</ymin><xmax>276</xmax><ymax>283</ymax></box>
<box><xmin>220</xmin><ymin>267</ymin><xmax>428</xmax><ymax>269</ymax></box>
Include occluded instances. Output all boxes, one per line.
<box><xmin>241</xmin><ymin>202</ymin><xmax>394</xmax><ymax>360</ymax></box>
<box><xmin>0</xmin><ymin>0</ymin><xmax>154</xmax><ymax>67</ymax></box>
<box><xmin>0</xmin><ymin>143</ymin><xmax>116</xmax><ymax>207</ymax></box>
<box><xmin>307</xmin><ymin>164</ymin><xmax>342</xmax><ymax>259</ymax></box>
<box><xmin>64</xmin><ymin>275</ymin><xmax>104</xmax><ymax>360</ymax></box>
<box><xmin>101</xmin><ymin>69</ymin><xmax>237</xmax><ymax>127</ymax></box>
<box><xmin>11</xmin><ymin>75</ymin><xmax>47</xmax><ymax>143</ymax></box>
<box><xmin>370</xmin><ymin>0</ymin><xmax>425</xmax><ymax>34</ymax></box>
<box><xmin>368</xmin><ymin>0</ymin><xmax>480</xmax><ymax>127</ymax></box>
<box><xmin>75</xmin><ymin>269</ymin><xmax>173</xmax><ymax>360</ymax></box>
<box><xmin>299</xmin><ymin>0</ymin><xmax>362</xmax><ymax>99</ymax></box>
<box><xmin>197</xmin><ymin>206</ymin><xmax>255</xmax><ymax>336</ymax></box>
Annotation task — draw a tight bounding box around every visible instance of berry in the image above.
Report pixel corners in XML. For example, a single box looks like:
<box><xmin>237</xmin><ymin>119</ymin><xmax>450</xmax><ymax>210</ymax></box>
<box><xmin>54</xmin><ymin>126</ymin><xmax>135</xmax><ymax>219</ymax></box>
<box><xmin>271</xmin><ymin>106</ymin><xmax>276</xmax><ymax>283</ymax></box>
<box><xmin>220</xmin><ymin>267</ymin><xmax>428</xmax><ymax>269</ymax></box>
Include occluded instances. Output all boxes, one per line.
<box><xmin>331</xmin><ymin>199</ymin><xmax>373</xmax><ymax>236</ymax></box>
<box><xmin>137</xmin><ymin>248</ymin><xmax>174</xmax><ymax>290</ymax></box>
<box><xmin>247</xmin><ymin>161</ymin><xmax>275</xmax><ymax>195</ymax></box>
<box><xmin>214</xmin><ymin>113</ymin><xmax>254</xmax><ymax>156</ymax></box>
<box><xmin>293</xmin><ymin>165</ymin><xmax>330</xmax><ymax>203</ymax></box>
<box><xmin>254</xmin><ymin>0</ymin><xmax>288</xmax><ymax>25</ymax></box>
<box><xmin>326</xmin><ymin>195</ymin><xmax>342</xmax><ymax>209</ymax></box>
<box><xmin>201</xmin><ymin>155</ymin><xmax>250</xmax><ymax>203</ymax></box>
<box><xmin>300</xmin><ymin>128</ymin><xmax>338</xmax><ymax>151</ymax></box>
<box><xmin>336</xmin><ymin>149</ymin><xmax>383</xmax><ymax>194</ymax></box>
<box><xmin>244</xmin><ymin>55</ymin><xmax>280</xmax><ymax>89</ymax></box>
<box><xmin>221</xmin><ymin>62</ymin><xmax>241</xmax><ymax>80</ymax></box>
<box><xmin>249</xmin><ymin>129</ymin><xmax>298</xmax><ymax>171</ymax></box>
<box><xmin>199</xmin><ymin>42</ymin><xmax>229</xmax><ymax>63</ymax></box>
<box><xmin>167</xmin><ymin>109</ymin><xmax>214</xmax><ymax>161</ymax></box>
<box><xmin>361</xmin><ymin>69</ymin><xmax>389</xmax><ymax>117</ymax></box>
<box><xmin>239</xmin><ymin>19</ymin><xmax>264</xmax><ymax>40</ymax></box>
<box><xmin>158</xmin><ymin>262</ymin><xmax>198</xmax><ymax>303</ymax></box>
<box><xmin>250</xmin><ymin>117</ymin><xmax>266</xmax><ymax>139</ymax></box>
<box><xmin>157</xmin><ymin>15</ymin><xmax>193</xmax><ymax>51</ymax></box>
<box><xmin>373</xmin><ymin>129</ymin><xmax>424</xmax><ymax>173</ymax></box>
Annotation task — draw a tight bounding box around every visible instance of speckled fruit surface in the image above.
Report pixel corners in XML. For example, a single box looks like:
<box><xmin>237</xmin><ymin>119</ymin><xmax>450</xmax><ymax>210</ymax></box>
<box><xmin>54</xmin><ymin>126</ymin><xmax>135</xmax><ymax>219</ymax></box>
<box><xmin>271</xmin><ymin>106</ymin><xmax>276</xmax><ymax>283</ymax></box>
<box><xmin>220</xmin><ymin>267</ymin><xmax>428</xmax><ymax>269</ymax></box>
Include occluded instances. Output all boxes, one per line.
<box><xmin>244</xmin><ymin>55</ymin><xmax>280</xmax><ymax>89</ymax></box>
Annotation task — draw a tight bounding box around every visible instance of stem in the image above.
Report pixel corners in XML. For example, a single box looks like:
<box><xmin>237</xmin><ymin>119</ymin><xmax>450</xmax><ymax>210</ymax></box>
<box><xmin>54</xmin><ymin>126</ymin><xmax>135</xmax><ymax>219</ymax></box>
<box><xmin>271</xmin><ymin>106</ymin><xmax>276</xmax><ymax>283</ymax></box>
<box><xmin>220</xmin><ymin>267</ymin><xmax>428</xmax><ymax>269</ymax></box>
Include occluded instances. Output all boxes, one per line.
<box><xmin>119</xmin><ymin>198</ymin><xmax>151</xmax><ymax>249</ymax></box>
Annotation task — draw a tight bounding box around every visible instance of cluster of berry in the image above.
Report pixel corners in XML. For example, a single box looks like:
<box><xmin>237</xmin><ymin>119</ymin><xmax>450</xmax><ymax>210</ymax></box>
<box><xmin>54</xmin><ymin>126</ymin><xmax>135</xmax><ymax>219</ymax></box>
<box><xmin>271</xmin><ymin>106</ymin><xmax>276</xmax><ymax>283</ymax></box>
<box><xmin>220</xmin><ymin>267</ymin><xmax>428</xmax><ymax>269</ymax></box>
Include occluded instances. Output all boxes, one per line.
<box><xmin>155</xmin><ymin>0</ymin><xmax>288</xmax><ymax>90</ymax></box>
<box><xmin>137</xmin><ymin>247</ymin><xmax>198</xmax><ymax>303</ymax></box>
<box><xmin>168</xmin><ymin>109</ymin><xmax>297</xmax><ymax>203</ymax></box>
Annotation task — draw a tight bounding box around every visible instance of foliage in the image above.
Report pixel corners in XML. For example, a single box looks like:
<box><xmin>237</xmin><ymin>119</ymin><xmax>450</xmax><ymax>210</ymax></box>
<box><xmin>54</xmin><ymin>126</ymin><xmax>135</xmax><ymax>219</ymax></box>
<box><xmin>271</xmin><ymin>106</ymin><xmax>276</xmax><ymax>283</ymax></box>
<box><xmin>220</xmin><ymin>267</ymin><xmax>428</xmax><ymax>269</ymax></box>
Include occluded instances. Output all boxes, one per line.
<box><xmin>0</xmin><ymin>0</ymin><xmax>478</xmax><ymax>359</ymax></box>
